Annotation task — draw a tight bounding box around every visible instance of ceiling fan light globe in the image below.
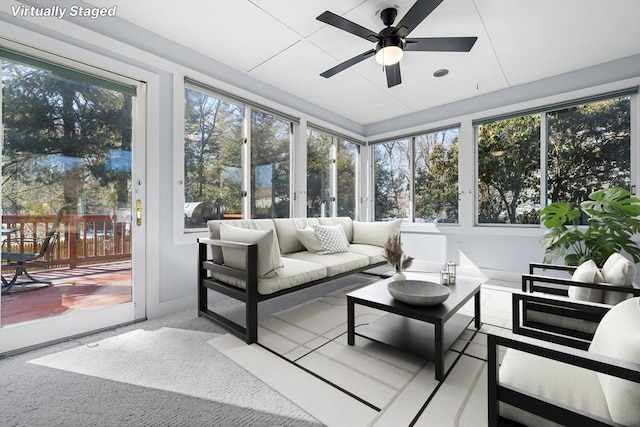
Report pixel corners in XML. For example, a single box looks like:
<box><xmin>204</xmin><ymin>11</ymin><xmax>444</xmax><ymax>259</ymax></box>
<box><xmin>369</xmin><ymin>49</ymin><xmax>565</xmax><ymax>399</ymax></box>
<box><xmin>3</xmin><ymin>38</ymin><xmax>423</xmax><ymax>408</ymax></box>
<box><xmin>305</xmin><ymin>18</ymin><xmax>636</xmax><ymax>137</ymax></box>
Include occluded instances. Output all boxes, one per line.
<box><xmin>375</xmin><ymin>46</ymin><xmax>403</xmax><ymax>66</ymax></box>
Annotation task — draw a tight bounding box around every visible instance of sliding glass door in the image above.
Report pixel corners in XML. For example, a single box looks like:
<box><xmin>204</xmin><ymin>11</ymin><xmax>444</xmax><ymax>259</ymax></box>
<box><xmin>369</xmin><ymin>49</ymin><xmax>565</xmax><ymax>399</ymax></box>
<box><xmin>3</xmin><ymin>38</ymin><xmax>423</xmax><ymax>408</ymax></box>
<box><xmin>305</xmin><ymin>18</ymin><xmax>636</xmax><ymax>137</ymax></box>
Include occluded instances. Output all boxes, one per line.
<box><xmin>0</xmin><ymin>44</ymin><xmax>146</xmax><ymax>354</ymax></box>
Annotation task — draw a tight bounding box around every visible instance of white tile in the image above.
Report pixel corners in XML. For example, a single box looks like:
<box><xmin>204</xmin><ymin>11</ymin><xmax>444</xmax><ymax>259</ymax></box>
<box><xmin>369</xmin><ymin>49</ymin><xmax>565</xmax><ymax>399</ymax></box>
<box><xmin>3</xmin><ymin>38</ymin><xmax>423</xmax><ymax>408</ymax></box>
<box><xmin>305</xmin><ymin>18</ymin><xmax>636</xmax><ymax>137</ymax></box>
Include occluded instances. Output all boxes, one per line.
<box><xmin>315</xmin><ymin>340</ymin><xmax>416</xmax><ymax>389</ymax></box>
<box><xmin>260</xmin><ymin>316</ymin><xmax>317</xmax><ymax>344</ymax></box>
<box><xmin>209</xmin><ymin>334</ymin><xmax>378</xmax><ymax>426</ymax></box>
<box><xmin>414</xmin><ymin>355</ymin><xmax>486</xmax><ymax>426</ymax></box>
<box><xmin>297</xmin><ymin>350</ymin><xmax>399</xmax><ymax>409</ymax></box>
<box><xmin>458</xmin><ymin>364</ymin><xmax>489</xmax><ymax>427</ymax></box>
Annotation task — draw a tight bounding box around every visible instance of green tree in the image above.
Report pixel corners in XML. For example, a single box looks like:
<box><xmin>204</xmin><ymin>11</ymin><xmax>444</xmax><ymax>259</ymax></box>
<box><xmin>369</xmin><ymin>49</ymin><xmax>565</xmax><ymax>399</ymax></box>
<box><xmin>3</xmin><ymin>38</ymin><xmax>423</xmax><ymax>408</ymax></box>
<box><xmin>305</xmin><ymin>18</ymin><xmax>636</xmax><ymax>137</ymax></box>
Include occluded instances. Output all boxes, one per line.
<box><xmin>2</xmin><ymin>60</ymin><xmax>132</xmax><ymax>215</ymax></box>
<box><xmin>477</xmin><ymin>115</ymin><xmax>541</xmax><ymax>224</ymax></box>
<box><xmin>414</xmin><ymin>131</ymin><xmax>459</xmax><ymax>223</ymax></box>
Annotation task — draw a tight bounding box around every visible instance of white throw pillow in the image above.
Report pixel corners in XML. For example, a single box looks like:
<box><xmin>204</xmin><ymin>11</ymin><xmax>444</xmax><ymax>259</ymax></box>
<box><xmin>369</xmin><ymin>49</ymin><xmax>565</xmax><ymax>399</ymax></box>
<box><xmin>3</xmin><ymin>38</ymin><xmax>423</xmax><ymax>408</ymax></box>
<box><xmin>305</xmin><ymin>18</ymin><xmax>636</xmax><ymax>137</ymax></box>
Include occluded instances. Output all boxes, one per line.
<box><xmin>352</xmin><ymin>219</ymin><xmax>402</xmax><ymax>247</ymax></box>
<box><xmin>568</xmin><ymin>259</ymin><xmax>604</xmax><ymax>302</ymax></box>
<box><xmin>296</xmin><ymin>227</ymin><xmax>325</xmax><ymax>253</ymax></box>
<box><xmin>313</xmin><ymin>224</ymin><xmax>349</xmax><ymax>254</ymax></box>
<box><xmin>600</xmin><ymin>253</ymin><xmax>637</xmax><ymax>305</ymax></box>
<box><xmin>218</xmin><ymin>223</ymin><xmax>281</xmax><ymax>278</ymax></box>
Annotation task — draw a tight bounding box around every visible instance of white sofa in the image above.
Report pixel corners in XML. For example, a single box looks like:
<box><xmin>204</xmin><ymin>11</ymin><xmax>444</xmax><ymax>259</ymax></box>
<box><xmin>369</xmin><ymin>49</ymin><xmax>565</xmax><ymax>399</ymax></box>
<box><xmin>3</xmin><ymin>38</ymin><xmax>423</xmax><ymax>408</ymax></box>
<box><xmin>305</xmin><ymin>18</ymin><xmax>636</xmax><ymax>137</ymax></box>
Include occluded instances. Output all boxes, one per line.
<box><xmin>488</xmin><ymin>296</ymin><xmax>640</xmax><ymax>426</ymax></box>
<box><xmin>197</xmin><ymin>217</ymin><xmax>401</xmax><ymax>343</ymax></box>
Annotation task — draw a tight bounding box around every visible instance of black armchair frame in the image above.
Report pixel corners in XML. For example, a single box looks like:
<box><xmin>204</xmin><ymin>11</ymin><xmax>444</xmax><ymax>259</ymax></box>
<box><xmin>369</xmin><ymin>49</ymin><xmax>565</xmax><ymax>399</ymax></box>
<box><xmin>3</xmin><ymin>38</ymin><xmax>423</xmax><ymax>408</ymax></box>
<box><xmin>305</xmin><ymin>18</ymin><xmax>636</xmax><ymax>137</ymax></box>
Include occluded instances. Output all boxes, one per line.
<box><xmin>519</xmin><ymin>262</ymin><xmax>640</xmax><ymax>345</ymax></box>
<box><xmin>487</xmin><ymin>326</ymin><xmax>640</xmax><ymax>426</ymax></box>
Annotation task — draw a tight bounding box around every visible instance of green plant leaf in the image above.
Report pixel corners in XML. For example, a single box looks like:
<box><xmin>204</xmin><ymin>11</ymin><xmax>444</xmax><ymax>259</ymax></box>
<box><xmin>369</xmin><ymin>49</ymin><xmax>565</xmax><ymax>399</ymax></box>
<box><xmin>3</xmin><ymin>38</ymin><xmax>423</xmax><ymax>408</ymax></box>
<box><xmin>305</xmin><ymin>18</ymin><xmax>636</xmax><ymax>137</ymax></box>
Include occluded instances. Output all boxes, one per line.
<box><xmin>540</xmin><ymin>202</ymin><xmax>581</xmax><ymax>228</ymax></box>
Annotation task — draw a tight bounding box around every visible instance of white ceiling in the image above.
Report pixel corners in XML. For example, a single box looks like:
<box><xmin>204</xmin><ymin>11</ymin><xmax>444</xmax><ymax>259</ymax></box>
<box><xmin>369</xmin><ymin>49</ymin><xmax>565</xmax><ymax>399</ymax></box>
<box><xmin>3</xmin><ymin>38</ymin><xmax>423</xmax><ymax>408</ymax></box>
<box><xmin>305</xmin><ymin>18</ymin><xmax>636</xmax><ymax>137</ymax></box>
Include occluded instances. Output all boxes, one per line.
<box><xmin>76</xmin><ymin>0</ymin><xmax>640</xmax><ymax>127</ymax></box>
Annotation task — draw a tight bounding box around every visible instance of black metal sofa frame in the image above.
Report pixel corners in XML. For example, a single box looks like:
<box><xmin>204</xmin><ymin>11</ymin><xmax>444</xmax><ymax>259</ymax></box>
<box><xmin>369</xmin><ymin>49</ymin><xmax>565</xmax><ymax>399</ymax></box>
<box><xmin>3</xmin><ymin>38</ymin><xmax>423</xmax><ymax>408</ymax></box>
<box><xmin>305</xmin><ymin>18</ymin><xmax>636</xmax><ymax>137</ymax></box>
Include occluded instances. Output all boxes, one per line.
<box><xmin>197</xmin><ymin>237</ymin><xmax>385</xmax><ymax>344</ymax></box>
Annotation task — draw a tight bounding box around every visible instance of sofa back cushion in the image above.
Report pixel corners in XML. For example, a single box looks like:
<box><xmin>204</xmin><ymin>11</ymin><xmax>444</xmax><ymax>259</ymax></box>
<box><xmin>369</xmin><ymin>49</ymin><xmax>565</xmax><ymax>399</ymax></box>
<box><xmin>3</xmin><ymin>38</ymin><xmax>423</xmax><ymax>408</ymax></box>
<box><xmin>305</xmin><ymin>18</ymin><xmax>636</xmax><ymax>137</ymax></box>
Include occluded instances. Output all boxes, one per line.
<box><xmin>318</xmin><ymin>217</ymin><xmax>354</xmax><ymax>243</ymax></box>
<box><xmin>208</xmin><ymin>219</ymin><xmax>283</xmax><ymax>267</ymax></box>
<box><xmin>273</xmin><ymin>218</ymin><xmax>319</xmax><ymax>254</ymax></box>
<box><xmin>588</xmin><ymin>297</ymin><xmax>640</xmax><ymax>426</ymax></box>
<box><xmin>352</xmin><ymin>219</ymin><xmax>402</xmax><ymax>247</ymax></box>
<box><xmin>600</xmin><ymin>253</ymin><xmax>637</xmax><ymax>305</ymax></box>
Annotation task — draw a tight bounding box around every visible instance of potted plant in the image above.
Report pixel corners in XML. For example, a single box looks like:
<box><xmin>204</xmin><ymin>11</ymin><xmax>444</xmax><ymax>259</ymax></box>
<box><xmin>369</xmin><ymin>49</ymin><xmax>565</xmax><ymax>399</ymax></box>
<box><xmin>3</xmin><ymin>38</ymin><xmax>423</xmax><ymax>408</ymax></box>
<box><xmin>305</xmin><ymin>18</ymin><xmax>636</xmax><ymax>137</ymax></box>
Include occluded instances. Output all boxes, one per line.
<box><xmin>383</xmin><ymin>233</ymin><xmax>414</xmax><ymax>280</ymax></box>
<box><xmin>540</xmin><ymin>187</ymin><xmax>640</xmax><ymax>267</ymax></box>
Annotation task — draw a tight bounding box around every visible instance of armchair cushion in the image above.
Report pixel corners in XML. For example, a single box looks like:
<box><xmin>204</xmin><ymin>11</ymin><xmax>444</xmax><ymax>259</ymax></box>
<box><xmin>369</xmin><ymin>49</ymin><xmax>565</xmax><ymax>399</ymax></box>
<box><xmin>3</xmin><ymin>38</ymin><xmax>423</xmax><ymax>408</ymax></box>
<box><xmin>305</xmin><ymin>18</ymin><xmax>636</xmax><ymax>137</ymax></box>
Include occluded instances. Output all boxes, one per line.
<box><xmin>567</xmin><ymin>259</ymin><xmax>604</xmax><ymax>302</ymax></box>
<box><xmin>600</xmin><ymin>253</ymin><xmax>637</xmax><ymax>305</ymax></box>
<box><xmin>588</xmin><ymin>297</ymin><xmax>640</xmax><ymax>426</ymax></box>
<box><xmin>499</xmin><ymin>349</ymin><xmax>610</xmax><ymax>426</ymax></box>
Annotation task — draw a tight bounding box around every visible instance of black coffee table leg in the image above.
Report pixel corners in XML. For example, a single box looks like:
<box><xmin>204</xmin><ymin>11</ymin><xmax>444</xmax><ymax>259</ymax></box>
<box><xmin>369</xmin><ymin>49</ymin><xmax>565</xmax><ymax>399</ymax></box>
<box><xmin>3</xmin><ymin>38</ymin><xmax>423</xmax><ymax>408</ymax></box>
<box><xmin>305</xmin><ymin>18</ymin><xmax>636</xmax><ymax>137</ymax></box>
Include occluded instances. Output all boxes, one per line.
<box><xmin>475</xmin><ymin>290</ymin><xmax>481</xmax><ymax>329</ymax></box>
<box><xmin>435</xmin><ymin>320</ymin><xmax>444</xmax><ymax>381</ymax></box>
<box><xmin>347</xmin><ymin>296</ymin><xmax>355</xmax><ymax>346</ymax></box>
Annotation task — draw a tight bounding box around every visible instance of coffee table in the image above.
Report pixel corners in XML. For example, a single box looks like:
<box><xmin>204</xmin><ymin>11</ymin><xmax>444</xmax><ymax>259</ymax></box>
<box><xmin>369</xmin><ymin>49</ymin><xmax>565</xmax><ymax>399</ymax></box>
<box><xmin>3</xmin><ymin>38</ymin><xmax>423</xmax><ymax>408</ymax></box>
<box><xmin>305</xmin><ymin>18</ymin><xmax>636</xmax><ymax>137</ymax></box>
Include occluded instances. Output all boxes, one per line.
<box><xmin>347</xmin><ymin>274</ymin><xmax>481</xmax><ymax>381</ymax></box>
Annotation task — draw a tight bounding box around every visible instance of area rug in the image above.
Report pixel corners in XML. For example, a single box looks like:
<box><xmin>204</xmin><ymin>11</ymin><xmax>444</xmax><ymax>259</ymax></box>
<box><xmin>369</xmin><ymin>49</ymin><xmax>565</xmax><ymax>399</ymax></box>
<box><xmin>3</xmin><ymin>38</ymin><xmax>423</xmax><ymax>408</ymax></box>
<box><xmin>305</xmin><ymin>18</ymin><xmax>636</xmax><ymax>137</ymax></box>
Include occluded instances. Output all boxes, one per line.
<box><xmin>27</xmin><ymin>326</ymin><xmax>318</xmax><ymax>423</ymax></box>
<box><xmin>208</xmin><ymin>275</ymin><xmax>514</xmax><ymax>427</ymax></box>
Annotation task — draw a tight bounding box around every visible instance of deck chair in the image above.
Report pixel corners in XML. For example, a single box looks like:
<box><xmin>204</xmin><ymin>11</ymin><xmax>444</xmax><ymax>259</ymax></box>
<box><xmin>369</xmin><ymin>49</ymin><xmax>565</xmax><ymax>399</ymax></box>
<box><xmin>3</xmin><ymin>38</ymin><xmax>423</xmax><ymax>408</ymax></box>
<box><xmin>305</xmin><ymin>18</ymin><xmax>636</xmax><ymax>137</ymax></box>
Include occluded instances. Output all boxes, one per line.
<box><xmin>1</xmin><ymin>204</ymin><xmax>69</xmax><ymax>294</ymax></box>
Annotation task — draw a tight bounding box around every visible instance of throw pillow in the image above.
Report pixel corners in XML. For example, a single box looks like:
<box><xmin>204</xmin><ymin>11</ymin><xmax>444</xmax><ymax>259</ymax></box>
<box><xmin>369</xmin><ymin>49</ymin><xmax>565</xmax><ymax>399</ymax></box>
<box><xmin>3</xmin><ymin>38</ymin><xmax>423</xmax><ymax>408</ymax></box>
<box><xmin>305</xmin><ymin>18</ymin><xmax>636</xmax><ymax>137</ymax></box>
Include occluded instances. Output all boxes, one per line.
<box><xmin>296</xmin><ymin>227</ymin><xmax>325</xmax><ymax>253</ymax></box>
<box><xmin>352</xmin><ymin>219</ymin><xmax>402</xmax><ymax>247</ymax></box>
<box><xmin>600</xmin><ymin>253</ymin><xmax>637</xmax><ymax>305</ymax></box>
<box><xmin>313</xmin><ymin>224</ymin><xmax>349</xmax><ymax>254</ymax></box>
<box><xmin>218</xmin><ymin>223</ymin><xmax>282</xmax><ymax>278</ymax></box>
<box><xmin>568</xmin><ymin>259</ymin><xmax>604</xmax><ymax>302</ymax></box>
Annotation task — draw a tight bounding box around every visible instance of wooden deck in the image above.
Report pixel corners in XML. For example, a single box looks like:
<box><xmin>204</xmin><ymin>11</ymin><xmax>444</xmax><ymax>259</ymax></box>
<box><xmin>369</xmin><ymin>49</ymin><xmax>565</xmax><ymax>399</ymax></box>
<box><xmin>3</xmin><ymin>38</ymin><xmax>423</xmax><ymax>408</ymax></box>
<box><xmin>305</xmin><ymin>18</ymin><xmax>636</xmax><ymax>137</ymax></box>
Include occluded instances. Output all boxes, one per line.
<box><xmin>0</xmin><ymin>262</ymin><xmax>132</xmax><ymax>326</ymax></box>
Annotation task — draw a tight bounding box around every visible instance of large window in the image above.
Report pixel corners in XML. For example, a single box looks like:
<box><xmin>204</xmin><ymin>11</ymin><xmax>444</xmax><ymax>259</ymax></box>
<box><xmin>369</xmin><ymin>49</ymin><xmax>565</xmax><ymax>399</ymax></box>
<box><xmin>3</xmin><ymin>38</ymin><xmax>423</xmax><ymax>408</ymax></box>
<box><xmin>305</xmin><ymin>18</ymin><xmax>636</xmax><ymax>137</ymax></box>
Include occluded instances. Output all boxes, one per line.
<box><xmin>250</xmin><ymin>110</ymin><xmax>291</xmax><ymax>219</ymax></box>
<box><xmin>476</xmin><ymin>96</ymin><xmax>631</xmax><ymax>225</ymax></box>
<box><xmin>184</xmin><ymin>88</ymin><xmax>243</xmax><ymax>228</ymax></box>
<box><xmin>306</xmin><ymin>128</ymin><xmax>358</xmax><ymax>218</ymax></box>
<box><xmin>183</xmin><ymin>83</ymin><xmax>295</xmax><ymax>228</ymax></box>
<box><xmin>374</xmin><ymin>127</ymin><xmax>460</xmax><ymax>223</ymax></box>
<box><xmin>414</xmin><ymin>129</ymin><xmax>459</xmax><ymax>223</ymax></box>
<box><xmin>374</xmin><ymin>140</ymin><xmax>410</xmax><ymax>221</ymax></box>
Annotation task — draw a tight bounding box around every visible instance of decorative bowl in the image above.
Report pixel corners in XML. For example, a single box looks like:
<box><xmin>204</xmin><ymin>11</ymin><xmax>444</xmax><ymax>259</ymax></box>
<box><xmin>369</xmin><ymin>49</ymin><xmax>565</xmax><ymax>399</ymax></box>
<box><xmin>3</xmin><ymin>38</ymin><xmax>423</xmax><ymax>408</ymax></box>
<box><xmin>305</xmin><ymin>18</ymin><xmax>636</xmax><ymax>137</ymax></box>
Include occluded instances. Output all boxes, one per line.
<box><xmin>387</xmin><ymin>280</ymin><xmax>451</xmax><ymax>306</ymax></box>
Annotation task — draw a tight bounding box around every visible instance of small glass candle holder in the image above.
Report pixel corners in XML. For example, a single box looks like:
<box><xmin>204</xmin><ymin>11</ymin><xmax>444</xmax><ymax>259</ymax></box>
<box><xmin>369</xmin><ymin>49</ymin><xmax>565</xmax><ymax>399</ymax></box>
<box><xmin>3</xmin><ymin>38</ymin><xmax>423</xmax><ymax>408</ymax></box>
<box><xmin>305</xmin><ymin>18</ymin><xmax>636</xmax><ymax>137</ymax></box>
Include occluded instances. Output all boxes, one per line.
<box><xmin>447</xmin><ymin>261</ymin><xmax>456</xmax><ymax>284</ymax></box>
<box><xmin>440</xmin><ymin>270</ymin><xmax>450</xmax><ymax>286</ymax></box>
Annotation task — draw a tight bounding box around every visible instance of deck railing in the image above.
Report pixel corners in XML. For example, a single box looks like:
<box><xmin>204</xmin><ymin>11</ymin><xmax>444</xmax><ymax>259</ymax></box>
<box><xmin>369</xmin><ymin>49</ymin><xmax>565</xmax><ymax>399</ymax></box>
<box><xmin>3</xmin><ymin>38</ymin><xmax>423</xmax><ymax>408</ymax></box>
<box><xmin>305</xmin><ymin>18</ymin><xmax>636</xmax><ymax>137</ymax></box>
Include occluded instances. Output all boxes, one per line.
<box><xmin>2</xmin><ymin>213</ymin><xmax>131</xmax><ymax>270</ymax></box>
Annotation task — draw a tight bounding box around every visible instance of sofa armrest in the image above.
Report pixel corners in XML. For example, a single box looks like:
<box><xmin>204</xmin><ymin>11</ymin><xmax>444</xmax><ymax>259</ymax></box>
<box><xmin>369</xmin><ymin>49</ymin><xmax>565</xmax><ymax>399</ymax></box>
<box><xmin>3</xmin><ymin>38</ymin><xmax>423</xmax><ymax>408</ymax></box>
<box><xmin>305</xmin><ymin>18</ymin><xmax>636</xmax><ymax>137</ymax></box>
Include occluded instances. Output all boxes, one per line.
<box><xmin>197</xmin><ymin>237</ymin><xmax>259</xmax><ymax>288</ymax></box>
<box><xmin>487</xmin><ymin>328</ymin><xmax>640</xmax><ymax>427</ymax></box>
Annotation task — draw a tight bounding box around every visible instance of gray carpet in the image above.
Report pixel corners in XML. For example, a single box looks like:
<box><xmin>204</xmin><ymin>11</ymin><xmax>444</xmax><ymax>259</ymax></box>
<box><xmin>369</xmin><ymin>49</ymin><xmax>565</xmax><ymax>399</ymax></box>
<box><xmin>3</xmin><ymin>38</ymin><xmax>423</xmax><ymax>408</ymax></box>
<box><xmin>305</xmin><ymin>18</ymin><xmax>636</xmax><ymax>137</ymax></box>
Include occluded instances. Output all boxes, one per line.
<box><xmin>0</xmin><ymin>275</ymin><xmax>381</xmax><ymax>427</ymax></box>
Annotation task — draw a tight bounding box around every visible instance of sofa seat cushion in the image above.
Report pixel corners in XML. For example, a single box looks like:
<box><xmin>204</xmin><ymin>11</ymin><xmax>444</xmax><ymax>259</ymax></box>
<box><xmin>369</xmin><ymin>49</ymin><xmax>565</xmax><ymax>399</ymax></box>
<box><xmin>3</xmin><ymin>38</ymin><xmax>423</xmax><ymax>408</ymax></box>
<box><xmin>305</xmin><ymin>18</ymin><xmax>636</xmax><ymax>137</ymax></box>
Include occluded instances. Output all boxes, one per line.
<box><xmin>499</xmin><ymin>349</ymin><xmax>611</xmax><ymax>426</ymax></box>
<box><xmin>348</xmin><ymin>244</ymin><xmax>385</xmax><ymax>264</ymax></box>
<box><xmin>273</xmin><ymin>218</ymin><xmax>320</xmax><ymax>254</ymax></box>
<box><xmin>284</xmin><ymin>251</ymin><xmax>369</xmax><ymax>277</ymax></box>
<box><xmin>211</xmin><ymin>257</ymin><xmax>327</xmax><ymax>295</ymax></box>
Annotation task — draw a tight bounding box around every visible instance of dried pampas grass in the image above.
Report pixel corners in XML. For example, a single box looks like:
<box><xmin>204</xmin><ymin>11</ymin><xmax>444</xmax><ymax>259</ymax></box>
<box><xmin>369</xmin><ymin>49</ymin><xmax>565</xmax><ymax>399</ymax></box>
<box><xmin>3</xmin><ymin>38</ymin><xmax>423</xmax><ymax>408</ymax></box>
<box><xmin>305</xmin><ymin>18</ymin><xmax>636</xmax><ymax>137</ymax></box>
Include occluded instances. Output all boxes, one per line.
<box><xmin>383</xmin><ymin>233</ymin><xmax>414</xmax><ymax>273</ymax></box>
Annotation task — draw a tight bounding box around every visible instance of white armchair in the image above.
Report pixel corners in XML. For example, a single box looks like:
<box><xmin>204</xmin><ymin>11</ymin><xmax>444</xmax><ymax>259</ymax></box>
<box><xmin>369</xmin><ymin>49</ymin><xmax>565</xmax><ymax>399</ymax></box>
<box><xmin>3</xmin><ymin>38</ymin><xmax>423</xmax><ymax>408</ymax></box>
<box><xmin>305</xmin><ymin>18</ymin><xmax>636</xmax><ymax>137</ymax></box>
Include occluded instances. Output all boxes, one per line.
<box><xmin>488</xmin><ymin>297</ymin><xmax>640</xmax><ymax>426</ymax></box>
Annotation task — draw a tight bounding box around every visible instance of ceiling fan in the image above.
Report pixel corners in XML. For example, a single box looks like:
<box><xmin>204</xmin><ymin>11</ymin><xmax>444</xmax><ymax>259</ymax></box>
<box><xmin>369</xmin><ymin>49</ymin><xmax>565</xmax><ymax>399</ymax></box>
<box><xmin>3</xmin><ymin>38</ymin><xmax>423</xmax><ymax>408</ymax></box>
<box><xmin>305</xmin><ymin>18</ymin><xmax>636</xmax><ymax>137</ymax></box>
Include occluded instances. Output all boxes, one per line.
<box><xmin>317</xmin><ymin>0</ymin><xmax>477</xmax><ymax>88</ymax></box>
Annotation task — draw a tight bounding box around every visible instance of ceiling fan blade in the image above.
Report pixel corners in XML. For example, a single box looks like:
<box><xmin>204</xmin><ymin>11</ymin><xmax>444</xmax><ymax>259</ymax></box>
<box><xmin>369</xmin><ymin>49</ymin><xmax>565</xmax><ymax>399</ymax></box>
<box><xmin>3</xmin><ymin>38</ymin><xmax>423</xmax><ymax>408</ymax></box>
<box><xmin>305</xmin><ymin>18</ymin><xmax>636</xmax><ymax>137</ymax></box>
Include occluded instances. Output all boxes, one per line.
<box><xmin>405</xmin><ymin>37</ymin><xmax>478</xmax><ymax>52</ymax></box>
<box><xmin>392</xmin><ymin>0</ymin><xmax>444</xmax><ymax>38</ymax></box>
<box><xmin>385</xmin><ymin>63</ymin><xmax>402</xmax><ymax>88</ymax></box>
<box><xmin>317</xmin><ymin>11</ymin><xmax>379</xmax><ymax>42</ymax></box>
<box><xmin>320</xmin><ymin>49</ymin><xmax>376</xmax><ymax>78</ymax></box>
